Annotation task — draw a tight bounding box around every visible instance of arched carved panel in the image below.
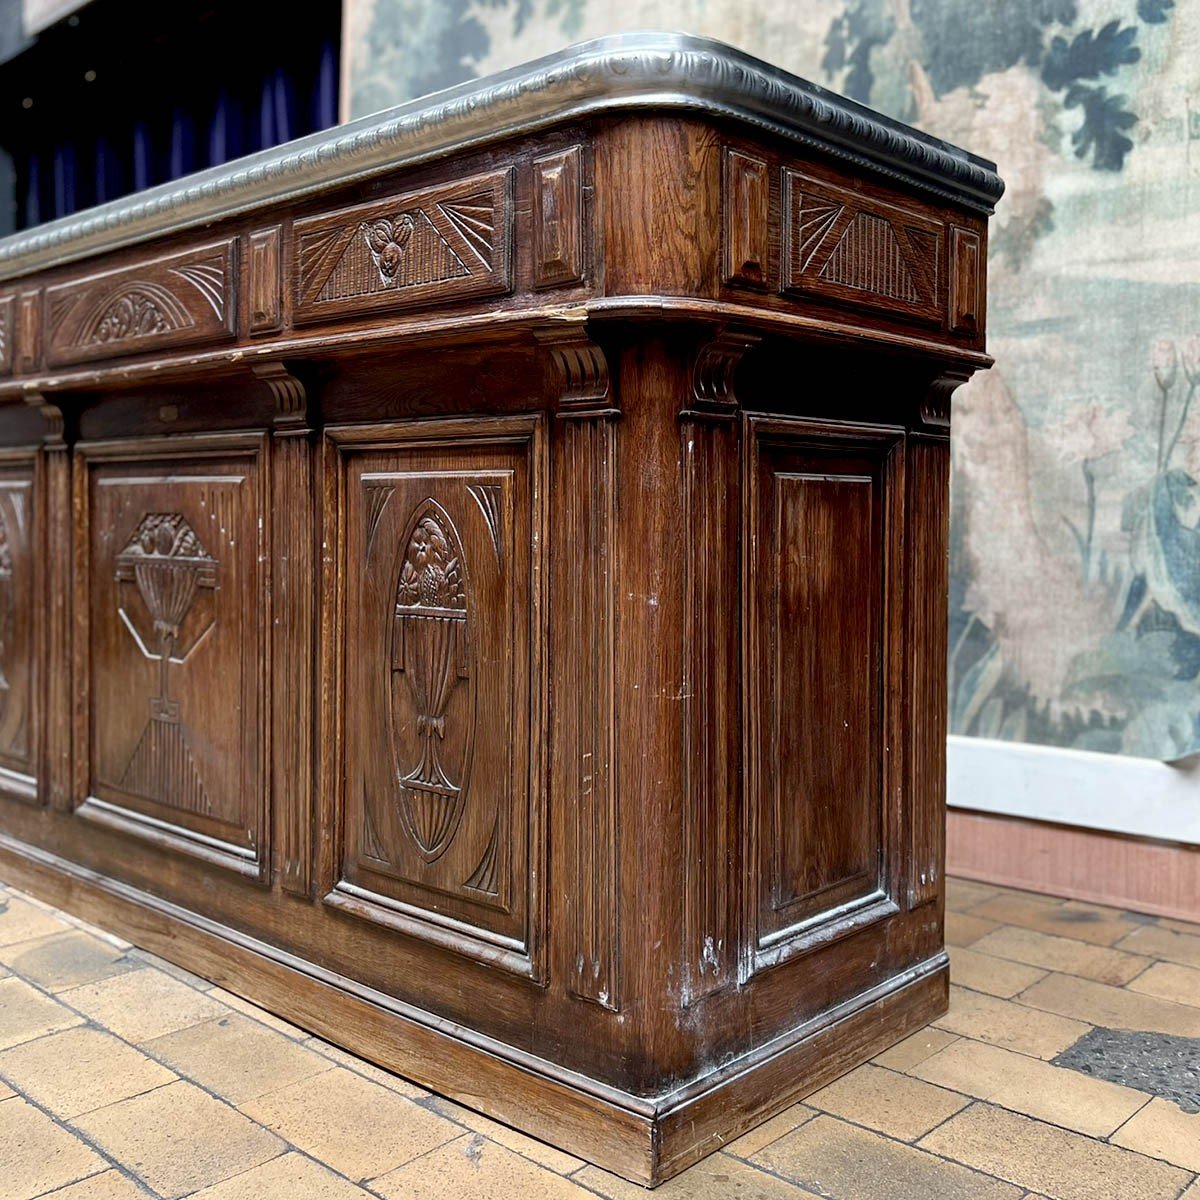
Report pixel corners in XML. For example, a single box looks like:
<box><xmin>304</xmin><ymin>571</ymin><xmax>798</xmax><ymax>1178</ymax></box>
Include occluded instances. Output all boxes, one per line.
<box><xmin>43</xmin><ymin>240</ymin><xmax>236</xmax><ymax>368</ymax></box>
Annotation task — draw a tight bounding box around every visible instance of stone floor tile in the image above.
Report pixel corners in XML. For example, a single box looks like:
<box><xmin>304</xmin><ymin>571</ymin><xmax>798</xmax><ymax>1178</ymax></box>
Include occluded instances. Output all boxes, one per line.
<box><xmin>55</xmin><ymin>913</ymin><xmax>133</xmax><ymax>952</ymax></box>
<box><xmin>1019</xmin><ymin>973</ymin><xmax>1200</xmax><ymax>1038</ymax></box>
<box><xmin>919</xmin><ymin>1102</ymin><xmax>1191</xmax><ymax>1200</ymax></box>
<box><xmin>186</xmin><ymin>1152</ymin><xmax>373</xmax><ymax>1198</ymax></box>
<box><xmin>1118</xmin><ymin>924</ymin><xmax>1200</xmax><ymax>970</ymax></box>
<box><xmin>142</xmin><ymin>1014</ymin><xmax>328</xmax><ymax>1105</ymax></box>
<box><xmin>302</xmin><ymin>1037</ymin><xmax>428</xmax><ymax>1098</ymax></box>
<box><xmin>0</xmin><ymin>976</ymin><xmax>83</xmax><ymax>1051</ymax></box>
<box><xmin>972</xmin><ymin>925</ymin><xmax>1151</xmax><ymax>986</ymax></box>
<box><xmin>720</xmin><ymin>1105</ymin><xmax>815</xmax><ymax>1159</ymax></box>
<box><xmin>804</xmin><ymin>1063</ymin><xmax>968</xmax><ymax>1141</ymax></box>
<box><xmin>871</xmin><ymin>1027</ymin><xmax>959</xmax><ymax>1072</ymax></box>
<box><xmin>241</xmin><ymin>1067</ymin><xmax>459</xmax><ymax>1181</ymax></box>
<box><xmin>3</xmin><ymin>931</ymin><xmax>140</xmax><ymax>993</ymax></box>
<box><xmin>1158</xmin><ymin>916</ymin><xmax>1200</xmax><ymax>936</ymax></box>
<box><xmin>949</xmin><ymin>946</ymin><xmax>1048</xmax><ymax>998</ymax></box>
<box><xmin>581</xmin><ymin>1152</ymin><xmax>825</xmax><ymax>1198</ymax></box>
<box><xmin>0</xmin><ymin>894</ymin><xmax>69</xmax><ymax>948</ymax></box>
<box><xmin>754</xmin><ymin>1112</ymin><xmax>1021</xmax><ymax>1200</ymax></box>
<box><xmin>945</xmin><ymin>912</ymin><xmax>1000</xmax><ymax>947</ymax></box>
<box><xmin>1126</xmin><ymin>961</ymin><xmax>1200</xmax><ymax>1010</ymax></box>
<box><xmin>0</xmin><ymin>1026</ymin><xmax>174</xmax><ymax>1118</ymax></box>
<box><xmin>0</xmin><ymin>1096</ymin><xmax>106</xmax><ymax>1200</ymax></box>
<box><xmin>61</xmin><ymin>967</ymin><xmax>227</xmax><ymax>1043</ymax></box>
<box><xmin>124</xmin><ymin>948</ymin><xmax>216</xmax><ymax>990</ymax></box>
<box><xmin>933</xmin><ymin>985</ymin><xmax>1090</xmax><ymax>1059</ymax></box>
<box><xmin>425</xmin><ymin>1094</ymin><xmax>587</xmax><ymax>1173</ymax></box>
<box><xmin>372</xmin><ymin>1134</ymin><xmax>598</xmax><ymax>1199</ymax></box>
<box><xmin>206</xmin><ymin>987</ymin><xmax>308</xmax><ymax>1038</ymax></box>
<box><xmin>36</xmin><ymin>1170</ymin><xmax>154</xmax><ymax>1198</ymax></box>
<box><xmin>1179</xmin><ymin>1179</ymin><xmax>1200</xmax><ymax>1200</ymax></box>
<box><xmin>1112</xmin><ymin>1099</ymin><xmax>1200</xmax><ymax>1172</ymax></box>
<box><xmin>947</xmin><ymin>879</ymin><xmax>1001</xmax><ymax>912</ymax></box>
<box><xmin>912</xmin><ymin>1036</ymin><xmax>1150</xmax><ymax>1137</ymax></box>
<box><xmin>72</xmin><ymin>1079</ymin><xmax>283</xmax><ymax>1199</ymax></box>
<box><xmin>969</xmin><ymin>894</ymin><xmax>1138</xmax><ymax>947</ymax></box>
<box><xmin>0</xmin><ymin>1079</ymin><xmax>12</xmax><ymax>1100</ymax></box>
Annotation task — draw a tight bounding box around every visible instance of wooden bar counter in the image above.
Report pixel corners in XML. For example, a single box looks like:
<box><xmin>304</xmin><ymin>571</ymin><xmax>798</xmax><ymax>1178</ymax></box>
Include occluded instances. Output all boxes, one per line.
<box><xmin>0</xmin><ymin>33</ymin><xmax>1001</xmax><ymax>1185</ymax></box>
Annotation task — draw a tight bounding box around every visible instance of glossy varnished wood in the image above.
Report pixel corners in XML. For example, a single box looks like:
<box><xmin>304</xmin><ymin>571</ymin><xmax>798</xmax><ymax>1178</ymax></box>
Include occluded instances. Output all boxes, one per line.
<box><xmin>0</xmin><ymin>58</ymin><xmax>996</xmax><ymax>1186</ymax></box>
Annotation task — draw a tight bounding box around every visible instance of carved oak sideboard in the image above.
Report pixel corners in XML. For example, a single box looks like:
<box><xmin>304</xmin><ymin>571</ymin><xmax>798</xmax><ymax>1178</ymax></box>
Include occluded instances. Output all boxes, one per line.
<box><xmin>0</xmin><ymin>33</ymin><xmax>1001</xmax><ymax>1185</ymax></box>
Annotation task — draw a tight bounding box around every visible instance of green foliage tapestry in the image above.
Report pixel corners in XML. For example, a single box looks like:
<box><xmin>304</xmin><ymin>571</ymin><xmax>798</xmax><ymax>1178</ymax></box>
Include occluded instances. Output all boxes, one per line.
<box><xmin>346</xmin><ymin>0</ymin><xmax>1200</xmax><ymax>760</ymax></box>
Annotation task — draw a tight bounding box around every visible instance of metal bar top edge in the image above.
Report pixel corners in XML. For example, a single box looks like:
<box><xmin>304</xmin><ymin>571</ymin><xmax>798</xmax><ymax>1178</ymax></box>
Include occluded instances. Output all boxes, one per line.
<box><xmin>0</xmin><ymin>29</ymin><xmax>1005</xmax><ymax>282</ymax></box>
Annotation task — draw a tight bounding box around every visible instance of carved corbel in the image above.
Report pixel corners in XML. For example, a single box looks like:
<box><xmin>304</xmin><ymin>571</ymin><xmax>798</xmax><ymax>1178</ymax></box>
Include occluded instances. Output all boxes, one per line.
<box><xmin>253</xmin><ymin>362</ymin><xmax>308</xmax><ymax>433</ymax></box>
<box><xmin>918</xmin><ymin>369</ymin><xmax>972</xmax><ymax>435</ymax></box>
<box><xmin>685</xmin><ymin>329</ymin><xmax>761</xmax><ymax>420</ymax></box>
<box><xmin>535</xmin><ymin>325</ymin><xmax>614</xmax><ymax>419</ymax></box>
<box><xmin>23</xmin><ymin>389</ymin><xmax>65</xmax><ymax>447</ymax></box>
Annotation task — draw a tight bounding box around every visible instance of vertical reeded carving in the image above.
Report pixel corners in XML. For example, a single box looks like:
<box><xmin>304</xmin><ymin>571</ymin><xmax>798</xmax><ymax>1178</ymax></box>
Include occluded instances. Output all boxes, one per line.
<box><xmin>680</xmin><ymin>332</ymin><xmax>757</xmax><ymax>1003</ymax></box>
<box><xmin>27</xmin><ymin>395</ymin><xmax>68</xmax><ymax>807</ymax></box>
<box><xmin>907</xmin><ymin>374</ymin><xmax>960</xmax><ymax>909</ymax></box>
<box><xmin>391</xmin><ymin>501</ymin><xmax>474</xmax><ymax>862</ymax></box>
<box><xmin>260</xmin><ymin>364</ymin><xmax>314</xmax><ymax>896</ymax></box>
<box><xmin>542</xmin><ymin>327</ymin><xmax>620</xmax><ymax>1009</ymax></box>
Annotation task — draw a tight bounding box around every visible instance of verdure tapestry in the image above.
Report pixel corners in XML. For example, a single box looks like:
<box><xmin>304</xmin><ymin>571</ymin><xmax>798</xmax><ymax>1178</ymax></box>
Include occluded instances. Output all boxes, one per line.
<box><xmin>345</xmin><ymin>0</ymin><xmax>1200</xmax><ymax>760</ymax></box>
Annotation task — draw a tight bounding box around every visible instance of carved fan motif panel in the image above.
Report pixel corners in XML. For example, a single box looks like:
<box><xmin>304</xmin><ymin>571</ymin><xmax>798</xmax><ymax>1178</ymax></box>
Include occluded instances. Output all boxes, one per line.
<box><xmin>334</xmin><ymin>421</ymin><xmax>541</xmax><ymax>974</ymax></box>
<box><xmin>43</xmin><ymin>240</ymin><xmax>236</xmax><ymax>368</ymax></box>
<box><xmin>294</xmin><ymin>169</ymin><xmax>513</xmax><ymax>325</ymax></box>
<box><xmin>83</xmin><ymin>441</ymin><xmax>264</xmax><ymax>873</ymax></box>
<box><xmin>781</xmin><ymin>168</ymin><xmax>943</xmax><ymax>325</ymax></box>
<box><xmin>0</xmin><ymin>467</ymin><xmax>36</xmax><ymax>789</ymax></box>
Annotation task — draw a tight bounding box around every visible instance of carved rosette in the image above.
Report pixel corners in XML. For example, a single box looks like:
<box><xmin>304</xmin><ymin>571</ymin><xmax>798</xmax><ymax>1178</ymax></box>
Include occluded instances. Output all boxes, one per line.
<box><xmin>390</xmin><ymin>501</ymin><xmax>474</xmax><ymax>862</ymax></box>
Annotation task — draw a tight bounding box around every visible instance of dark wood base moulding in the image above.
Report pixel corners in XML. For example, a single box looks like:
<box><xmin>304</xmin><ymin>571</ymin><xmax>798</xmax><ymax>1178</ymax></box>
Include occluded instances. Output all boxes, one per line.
<box><xmin>0</xmin><ymin>831</ymin><xmax>948</xmax><ymax>1185</ymax></box>
<box><xmin>0</xmin><ymin>33</ymin><xmax>999</xmax><ymax>1186</ymax></box>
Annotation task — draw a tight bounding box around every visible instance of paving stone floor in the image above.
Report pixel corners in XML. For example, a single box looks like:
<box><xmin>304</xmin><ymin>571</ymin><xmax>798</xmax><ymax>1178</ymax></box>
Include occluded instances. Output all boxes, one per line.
<box><xmin>1</xmin><ymin>875</ymin><xmax>1199</xmax><ymax>1198</ymax></box>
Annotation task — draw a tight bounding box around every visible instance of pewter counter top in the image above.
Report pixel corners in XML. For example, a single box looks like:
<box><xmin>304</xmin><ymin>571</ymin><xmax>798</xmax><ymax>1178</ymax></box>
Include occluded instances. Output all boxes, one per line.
<box><xmin>0</xmin><ymin>30</ymin><xmax>1003</xmax><ymax>282</ymax></box>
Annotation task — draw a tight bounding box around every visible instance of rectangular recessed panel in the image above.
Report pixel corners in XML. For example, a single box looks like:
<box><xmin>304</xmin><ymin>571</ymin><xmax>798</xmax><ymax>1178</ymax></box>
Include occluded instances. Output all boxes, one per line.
<box><xmin>0</xmin><ymin>462</ymin><xmax>37</xmax><ymax>796</ymax></box>
<box><xmin>747</xmin><ymin>422</ymin><xmax>899</xmax><ymax>962</ymax></box>
<box><xmin>330</xmin><ymin>417</ymin><xmax>543</xmax><ymax>977</ymax></box>
<box><xmin>81</xmin><ymin>439</ymin><xmax>265</xmax><ymax>874</ymax></box>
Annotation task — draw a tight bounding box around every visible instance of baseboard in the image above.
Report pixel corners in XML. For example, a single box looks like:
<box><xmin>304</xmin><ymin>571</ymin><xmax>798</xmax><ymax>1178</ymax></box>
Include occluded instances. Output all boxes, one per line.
<box><xmin>948</xmin><ymin>810</ymin><xmax>1200</xmax><ymax>923</ymax></box>
<box><xmin>0</xmin><ymin>831</ymin><xmax>948</xmax><ymax>1186</ymax></box>
<box><xmin>947</xmin><ymin>734</ymin><xmax>1200</xmax><ymax>845</ymax></box>
<box><xmin>0</xmin><ymin>830</ymin><xmax>945</xmax><ymax>1185</ymax></box>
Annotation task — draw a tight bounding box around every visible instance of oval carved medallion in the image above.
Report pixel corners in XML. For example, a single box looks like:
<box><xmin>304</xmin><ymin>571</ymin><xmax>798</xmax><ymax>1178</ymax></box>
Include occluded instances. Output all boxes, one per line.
<box><xmin>389</xmin><ymin>500</ymin><xmax>475</xmax><ymax>862</ymax></box>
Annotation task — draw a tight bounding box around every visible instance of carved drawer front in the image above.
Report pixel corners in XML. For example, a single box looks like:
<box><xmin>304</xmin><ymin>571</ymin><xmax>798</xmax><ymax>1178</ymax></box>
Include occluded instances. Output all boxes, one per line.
<box><xmin>294</xmin><ymin>169</ymin><xmax>513</xmax><ymax>325</ymax></box>
<box><xmin>76</xmin><ymin>436</ymin><xmax>266</xmax><ymax>877</ymax></box>
<box><xmin>781</xmin><ymin>169</ymin><xmax>942</xmax><ymax>325</ymax></box>
<box><xmin>43</xmin><ymin>240</ymin><xmax>236</xmax><ymax>368</ymax></box>
<box><xmin>0</xmin><ymin>457</ymin><xmax>37</xmax><ymax>801</ymax></box>
<box><xmin>744</xmin><ymin>418</ymin><xmax>903</xmax><ymax>972</ymax></box>
<box><xmin>328</xmin><ymin>416</ymin><xmax>544</xmax><ymax>978</ymax></box>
